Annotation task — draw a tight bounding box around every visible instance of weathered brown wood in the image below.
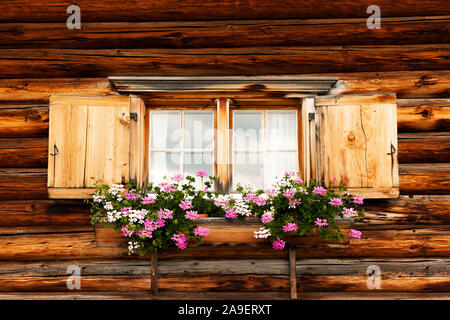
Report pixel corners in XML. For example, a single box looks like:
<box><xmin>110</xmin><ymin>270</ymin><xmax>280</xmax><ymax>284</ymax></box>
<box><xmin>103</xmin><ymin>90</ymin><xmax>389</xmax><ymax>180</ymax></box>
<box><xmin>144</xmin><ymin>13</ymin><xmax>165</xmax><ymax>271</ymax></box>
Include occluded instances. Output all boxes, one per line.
<box><xmin>397</xmin><ymin>99</ymin><xmax>450</xmax><ymax>132</ymax></box>
<box><xmin>362</xmin><ymin>195</ymin><xmax>450</xmax><ymax>225</ymax></box>
<box><xmin>1</xmin><ymin>17</ymin><xmax>450</xmax><ymax>49</ymax></box>
<box><xmin>399</xmin><ymin>163</ymin><xmax>450</xmax><ymax>195</ymax></box>
<box><xmin>2</xmin><ymin>1</ymin><xmax>450</xmax><ymax>22</ymax></box>
<box><xmin>0</xmin><ymin>200</ymin><xmax>89</xmax><ymax>227</ymax></box>
<box><xmin>0</xmin><ymin>71</ymin><xmax>449</xmax><ymax>103</ymax></box>
<box><xmin>0</xmin><ymin>45</ymin><xmax>449</xmax><ymax>78</ymax></box>
<box><xmin>151</xmin><ymin>251</ymin><xmax>158</xmax><ymax>296</ymax></box>
<box><xmin>159</xmin><ymin>275</ymin><xmax>290</xmax><ymax>292</ymax></box>
<box><xmin>0</xmin><ymin>106</ymin><xmax>48</xmax><ymax>137</ymax></box>
<box><xmin>398</xmin><ymin>132</ymin><xmax>450</xmax><ymax>163</ymax></box>
<box><xmin>0</xmin><ymin>138</ymin><xmax>47</xmax><ymax>168</ymax></box>
<box><xmin>0</xmin><ymin>169</ymin><xmax>47</xmax><ymax>200</ymax></box>
<box><xmin>289</xmin><ymin>248</ymin><xmax>298</xmax><ymax>299</ymax></box>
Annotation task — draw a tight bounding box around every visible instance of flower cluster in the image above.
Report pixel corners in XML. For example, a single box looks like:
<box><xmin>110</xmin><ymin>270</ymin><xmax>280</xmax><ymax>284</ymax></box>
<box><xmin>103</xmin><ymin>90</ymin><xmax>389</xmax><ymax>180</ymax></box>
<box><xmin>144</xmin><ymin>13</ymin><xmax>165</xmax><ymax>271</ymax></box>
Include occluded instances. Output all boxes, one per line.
<box><xmin>88</xmin><ymin>171</ymin><xmax>224</xmax><ymax>255</ymax></box>
<box><xmin>89</xmin><ymin>169</ymin><xmax>365</xmax><ymax>254</ymax></box>
<box><xmin>236</xmin><ymin>171</ymin><xmax>364</xmax><ymax>250</ymax></box>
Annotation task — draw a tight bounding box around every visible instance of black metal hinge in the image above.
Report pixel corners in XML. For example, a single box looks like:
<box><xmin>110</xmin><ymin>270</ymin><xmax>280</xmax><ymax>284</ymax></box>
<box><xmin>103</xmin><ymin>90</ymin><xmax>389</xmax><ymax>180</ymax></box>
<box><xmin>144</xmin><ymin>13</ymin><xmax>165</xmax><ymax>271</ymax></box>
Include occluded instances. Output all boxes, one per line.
<box><xmin>308</xmin><ymin>112</ymin><xmax>315</xmax><ymax>121</ymax></box>
<box><xmin>130</xmin><ymin>112</ymin><xmax>138</xmax><ymax>121</ymax></box>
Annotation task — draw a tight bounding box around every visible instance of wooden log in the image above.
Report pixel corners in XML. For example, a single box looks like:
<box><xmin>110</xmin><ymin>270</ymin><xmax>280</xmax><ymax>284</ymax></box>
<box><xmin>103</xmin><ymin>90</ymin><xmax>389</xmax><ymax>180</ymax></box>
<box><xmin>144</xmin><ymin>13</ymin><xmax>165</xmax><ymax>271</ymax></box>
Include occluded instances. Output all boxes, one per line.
<box><xmin>397</xmin><ymin>99</ymin><xmax>450</xmax><ymax>132</ymax></box>
<box><xmin>2</xmin><ymin>1</ymin><xmax>449</xmax><ymax>22</ymax></box>
<box><xmin>0</xmin><ymin>138</ymin><xmax>47</xmax><ymax>168</ymax></box>
<box><xmin>0</xmin><ymin>200</ymin><xmax>89</xmax><ymax>227</ymax></box>
<box><xmin>362</xmin><ymin>195</ymin><xmax>450</xmax><ymax>225</ymax></box>
<box><xmin>289</xmin><ymin>248</ymin><xmax>298</xmax><ymax>299</ymax></box>
<box><xmin>0</xmin><ymin>71</ymin><xmax>449</xmax><ymax>103</ymax></box>
<box><xmin>0</xmin><ymin>106</ymin><xmax>48</xmax><ymax>137</ymax></box>
<box><xmin>1</xmin><ymin>17</ymin><xmax>449</xmax><ymax>49</ymax></box>
<box><xmin>398</xmin><ymin>133</ymin><xmax>450</xmax><ymax>163</ymax></box>
<box><xmin>0</xmin><ymin>45</ymin><xmax>448</xmax><ymax>78</ymax></box>
<box><xmin>399</xmin><ymin>163</ymin><xmax>450</xmax><ymax>195</ymax></box>
<box><xmin>158</xmin><ymin>275</ymin><xmax>290</xmax><ymax>292</ymax></box>
<box><xmin>0</xmin><ymin>168</ymin><xmax>47</xmax><ymax>200</ymax></box>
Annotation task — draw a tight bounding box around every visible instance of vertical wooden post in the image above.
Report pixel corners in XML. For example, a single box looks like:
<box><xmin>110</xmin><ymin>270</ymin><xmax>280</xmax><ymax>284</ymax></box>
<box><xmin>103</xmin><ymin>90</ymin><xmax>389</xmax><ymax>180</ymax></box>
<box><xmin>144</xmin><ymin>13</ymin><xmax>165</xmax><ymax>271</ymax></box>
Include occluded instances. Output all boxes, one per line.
<box><xmin>289</xmin><ymin>247</ymin><xmax>298</xmax><ymax>300</ymax></box>
<box><xmin>216</xmin><ymin>98</ymin><xmax>231</xmax><ymax>193</ymax></box>
<box><xmin>151</xmin><ymin>250</ymin><xmax>158</xmax><ymax>296</ymax></box>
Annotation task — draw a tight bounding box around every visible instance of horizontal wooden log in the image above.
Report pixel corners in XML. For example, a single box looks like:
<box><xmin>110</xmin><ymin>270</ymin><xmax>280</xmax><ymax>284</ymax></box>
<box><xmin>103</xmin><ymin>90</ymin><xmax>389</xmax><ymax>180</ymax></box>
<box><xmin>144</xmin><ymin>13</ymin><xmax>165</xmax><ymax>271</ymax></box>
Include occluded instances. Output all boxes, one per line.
<box><xmin>0</xmin><ymin>200</ymin><xmax>89</xmax><ymax>227</ymax></box>
<box><xmin>397</xmin><ymin>99</ymin><xmax>450</xmax><ymax>132</ymax></box>
<box><xmin>0</xmin><ymin>138</ymin><xmax>47</xmax><ymax>167</ymax></box>
<box><xmin>0</xmin><ymin>71</ymin><xmax>449</xmax><ymax>104</ymax></box>
<box><xmin>399</xmin><ymin>163</ymin><xmax>450</xmax><ymax>195</ymax></box>
<box><xmin>0</xmin><ymin>45</ymin><xmax>449</xmax><ymax>78</ymax></box>
<box><xmin>362</xmin><ymin>195</ymin><xmax>450</xmax><ymax>225</ymax></box>
<box><xmin>1</xmin><ymin>17</ymin><xmax>449</xmax><ymax>49</ymax></box>
<box><xmin>2</xmin><ymin>1</ymin><xmax>450</xmax><ymax>22</ymax></box>
<box><xmin>397</xmin><ymin>133</ymin><xmax>450</xmax><ymax>163</ymax></box>
<box><xmin>0</xmin><ymin>106</ymin><xmax>48</xmax><ymax>137</ymax></box>
<box><xmin>0</xmin><ymin>168</ymin><xmax>47</xmax><ymax>200</ymax></box>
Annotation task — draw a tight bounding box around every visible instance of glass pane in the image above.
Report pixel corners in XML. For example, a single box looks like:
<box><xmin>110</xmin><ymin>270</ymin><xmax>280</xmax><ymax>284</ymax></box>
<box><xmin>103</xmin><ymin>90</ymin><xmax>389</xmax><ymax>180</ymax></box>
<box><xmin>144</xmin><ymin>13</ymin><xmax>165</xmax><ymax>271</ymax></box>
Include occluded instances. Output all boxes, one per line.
<box><xmin>151</xmin><ymin>112</ymin><xmax>181</xmax><ymax>149</ymax></box>
<box><xmin>263</xmin><ymin>151</ymin><xmax>298</xmax><ymax>188</ymax></box>
<box><xmin>233</xmin><ymin>111</ymin><xmax>263</xmax><ymax>150</ymax></box>
<box><xmin>183</xmin><ymin>152</ymin><xmax>214</xmax><ymax>177</ymax></box>
<box><xmin>233</xmin><ymin>152</ymin><xmax>263</xmax><ymax>189</ymax></box>
<box><xmin>183</xmin><ymin>112</ymin><xmax>214</xmax><ymax>149</ymax></box>
<box><xmin>150</xmin><ymin>152</ymin><xmax>180</xmax><ymax>183</ymax></box>
<box><xmin>266</xmin><ymin>111</ymin><xmax>297</xmax><ymax>150</ymax></box>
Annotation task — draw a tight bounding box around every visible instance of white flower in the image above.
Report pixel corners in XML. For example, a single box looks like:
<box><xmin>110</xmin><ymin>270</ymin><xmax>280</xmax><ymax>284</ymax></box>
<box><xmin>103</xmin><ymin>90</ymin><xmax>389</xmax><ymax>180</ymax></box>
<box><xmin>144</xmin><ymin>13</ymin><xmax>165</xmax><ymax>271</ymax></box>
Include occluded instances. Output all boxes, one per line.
<box><xmin>104</xmin><ymin>201</ymin><xmax>113</xmax><ymax>211</ymax></box>
<box><xmin>127</xmin><ymin>241</ymin><xmax>140</xmax><ymax>253</ymax></box>
<box><xmin>233</xmin><ymin>198</ymin><xmax>251</xmax><ymax>217</ymax></box>
<box><xmin>254</xmin><ymin>227</ymin><xmax>271</xmax><ymax>239</ymax></box>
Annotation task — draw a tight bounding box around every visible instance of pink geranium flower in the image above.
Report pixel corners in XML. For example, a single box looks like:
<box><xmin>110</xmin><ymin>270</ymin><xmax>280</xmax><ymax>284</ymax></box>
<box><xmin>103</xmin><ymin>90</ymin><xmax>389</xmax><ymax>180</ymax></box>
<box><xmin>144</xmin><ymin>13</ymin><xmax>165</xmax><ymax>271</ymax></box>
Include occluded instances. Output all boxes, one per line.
<box><xmin>349</xmin><ymin>229</ymin><xmax>362</xmax><ymax>239</ymax></box>
<box><xmin>142</xmin><ymin>196</ymin><xmax>155</xmax><ymax>204</ymax></box>
<box><xmin>172</xmin><ymin>233</ymin><xmax>188</xmax><ymax>250</ymax></box>
<box><xmin>184</xmin><ymin>210</ymin><xmax>200</xmax><ymax>221</ymax></box>
<box><xmin>315</xmin><ymin>218</ymin><xmax>328</xmax><ymax>227</ymax></box>
<box><xmin>353</xmin><ymin>196</ymin><xmax>364</xmax><ymax>205</ymax></box>
<box><xmin>313</xmin><ymin>186</ymin><xmax>327</xmax><ymax>196</ymax></box>
<box><xmin>329</xmin><ymin>197</ymin><xmax>343</xmax><ymax>207</ymax></box>
<box><xmin>121</xmin><ymin>225</ymin><xmax>133</xmax><ymax>237</ymax></box>
<box><xmin>283</xmin><ymin>188</ymin><xmax>296</xmax><ymax>199</ymax></box>
<box><xmin>261</xmin><ymin>212</ymin><xmax>274</xmax><ymax>224</ymax></box>
<box><xmin>171</xmin><ymin>174</ymin><xmax>184</xmax><ymax>181</ymax></box>
<box><xmin>194</xmin><ymin>227</ymin><xmax>210</xmax><ymax>237</ymax></box>
<box><xmin>225</xmin><ymin>208</ymin><xmax>237</xmax><ymax>219</ymax></box>
<box><xmin>196</xmin><ymin>169</ymin><xmax>208</xmax><ymax>177</ymax></box>
<box><xmin>295</xmin><ymin>178</ymin><xmax>304</xmax><ymax>185</ymax></box>
<box><xmin>272</xmin><ymin>238</ymin><xmax>286</xmax><ymax>250</ymax></box>
<box><xmin>252</xmin><ymin>196</ymin><xmax>266</xmax><ymax>206</ymax></box>
<box><xmin>282</xmin><ymin>223</ymin><xmax>298</xmax><ymax>232</ymax></box>
<box><xmin>179</xmin><ymin>200</ymin><xmax>193</xmax><ymax>210</ymax></box>
<box><xmin>342</xmin><ymin>207</ymin><xmax>357</xmax><ymax>218</ymax></box>
<box><xmin>158</xmin><ymin>208</ymin><xmax>173</xmax><ymax>220</ymax></box>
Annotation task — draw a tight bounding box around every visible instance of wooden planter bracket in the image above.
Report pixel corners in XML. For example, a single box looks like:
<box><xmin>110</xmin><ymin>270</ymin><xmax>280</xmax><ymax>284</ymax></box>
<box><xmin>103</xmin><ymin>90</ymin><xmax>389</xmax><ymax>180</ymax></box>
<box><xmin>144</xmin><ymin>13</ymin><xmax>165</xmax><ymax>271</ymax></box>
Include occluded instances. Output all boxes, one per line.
<box><xmin>289</xmin><ymin>246</ymin><xmax>298</xmax><ymax>300</ymax></box>
<box><xmin>151</xmin><ymin>251</ymin><xmax>158</xmax><ymax>296</ymax></box>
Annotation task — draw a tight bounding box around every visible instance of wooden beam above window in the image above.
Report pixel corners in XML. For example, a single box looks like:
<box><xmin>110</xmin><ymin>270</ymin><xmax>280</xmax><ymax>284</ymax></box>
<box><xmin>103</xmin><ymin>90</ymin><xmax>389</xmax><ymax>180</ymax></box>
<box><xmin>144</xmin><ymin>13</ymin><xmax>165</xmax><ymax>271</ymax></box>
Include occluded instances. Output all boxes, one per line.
<box><xmin>109</xmin><ymin>76</ymin><xmax>338</xmax><ymax>95</ymax></box>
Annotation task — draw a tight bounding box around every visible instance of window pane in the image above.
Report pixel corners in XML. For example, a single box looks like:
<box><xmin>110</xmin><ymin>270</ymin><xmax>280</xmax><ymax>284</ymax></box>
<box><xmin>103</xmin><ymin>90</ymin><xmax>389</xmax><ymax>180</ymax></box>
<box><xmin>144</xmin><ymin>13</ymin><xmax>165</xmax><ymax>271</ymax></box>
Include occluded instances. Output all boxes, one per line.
<box><xmin>266</xmin><ymin>111</ymin><xmax>297</xmax><ymax>150</ymax></box>
<box><xmin>233</xmin><ymin>152</ymin><xmax>263</xmax><ymax>189</ymax></box>
<box><xmin>150</xmin><ymin>152</ymin><xmax>180</xmax><ymax>183</ymax></box>
<box><xmin>151</xmin><ymin>112</ymin><xmax>180</xmax><ymax>149</ymax></box>
<box><xmin>264</xmin><ymin>151</ymin><xmax>298</xmax><ymax>188</ymax></box>
<box><xmin>233</xmin><ymin>112</ymin><xmax>263</xmax><ymax>150</ymax></box>
<box><xmin>183</xmin><ymin>152</ymin><xmax>214</xmax><ymax>177</ymax></box>
<box><xmin>183</xmin><ymin>112</ymin><xmax>214</xmax><ymax>149</ymax></box>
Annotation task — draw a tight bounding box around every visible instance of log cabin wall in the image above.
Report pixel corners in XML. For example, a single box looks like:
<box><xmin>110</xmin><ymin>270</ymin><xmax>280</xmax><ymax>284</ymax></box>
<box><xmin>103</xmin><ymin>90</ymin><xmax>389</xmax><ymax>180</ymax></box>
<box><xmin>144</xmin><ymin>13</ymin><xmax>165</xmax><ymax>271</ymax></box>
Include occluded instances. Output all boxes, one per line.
<box><xmin>0</xmin><ymin>1</ymin><xmax>449</xmax><ymax>299</ymax></box>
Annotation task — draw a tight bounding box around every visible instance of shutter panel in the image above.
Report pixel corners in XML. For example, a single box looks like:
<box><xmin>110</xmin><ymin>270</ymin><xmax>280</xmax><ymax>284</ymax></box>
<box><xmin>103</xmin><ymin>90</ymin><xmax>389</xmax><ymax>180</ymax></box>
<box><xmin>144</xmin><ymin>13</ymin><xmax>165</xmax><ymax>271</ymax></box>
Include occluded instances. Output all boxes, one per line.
<box><xmin>314</xmin><ymin>94</ymin><xmax>399</xmax><ymax>199</ymax></box>
<box><xmin>48</xmin><ymin>95</ymin><xmax>133</xmax><ymax>199</ymax></box>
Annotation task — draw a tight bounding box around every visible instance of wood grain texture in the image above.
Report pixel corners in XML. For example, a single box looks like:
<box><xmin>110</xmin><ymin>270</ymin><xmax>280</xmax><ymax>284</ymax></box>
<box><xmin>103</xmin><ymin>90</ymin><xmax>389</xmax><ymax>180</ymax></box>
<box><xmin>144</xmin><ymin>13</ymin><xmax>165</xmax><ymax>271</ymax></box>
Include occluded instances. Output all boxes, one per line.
<box><xmin>0</xmin><ymin>71</ymin><xmax>449</xmax><ymax>103</ymax></box>
<box><xmin>1</xmin><ymin>1</ymin><xmax>450</xmax><ymax>22</ymax></box>
<box><xmin>399</xmin><ymin>163</ymin><xmax>450</xmax><ymax>195</ymax></box>
<box><xmin>397</xmin><ymin>99</ymin><xmax>450</xmax><ymax>132</ymax></box>
<box><xmin>0</xmin><ymin>138</ymin><xmax>47</xmax><ymax>168</ymax></box>
<box><xmin>315</xmin><ymin>94</ymin><xmax>399</xmax><ymax>196</ymax></box>
<box><xmin>1</xmin><ymin>17</ymin><xmax>449</xmax><ymax>49</ymax></box>
<box><xmin>398</xmin><ymin>132</ymin><xmax>450</xmax><ymax>163</ymax></box>
<box><xmin>0</xmin><ymin>106</ymin><xmax>48</xmax><ymax>137</ymax></box>
<box><xmin>0</xmin><ymin>200</ymin><xmax>89</xmax><ymax>227</ymax></box>
<box><xmin>0</xmin><ymin>45</ymin><xmax>448</xmax><ymax>78</ymax></box>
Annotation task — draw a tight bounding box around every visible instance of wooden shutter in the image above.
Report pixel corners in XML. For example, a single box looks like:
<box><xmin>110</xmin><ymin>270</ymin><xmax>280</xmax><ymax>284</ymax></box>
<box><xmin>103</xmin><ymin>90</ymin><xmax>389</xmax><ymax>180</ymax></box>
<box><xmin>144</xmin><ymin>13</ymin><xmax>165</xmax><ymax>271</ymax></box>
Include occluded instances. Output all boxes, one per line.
<box><xmin>47</xmin><ymin>95</ymin><xmax>144</xmax><ymax>199</ymax></box>
<box><xmin>313</xmin><ymin>94</ymin><xmax>399</xmax><ymax>198</ymax></box>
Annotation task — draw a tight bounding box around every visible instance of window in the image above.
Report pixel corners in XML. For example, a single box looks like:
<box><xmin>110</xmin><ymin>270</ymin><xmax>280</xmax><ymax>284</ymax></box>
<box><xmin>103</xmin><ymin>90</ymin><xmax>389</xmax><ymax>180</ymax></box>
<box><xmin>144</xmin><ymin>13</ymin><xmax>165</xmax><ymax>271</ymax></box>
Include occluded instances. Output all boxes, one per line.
<box><xmin>149</xmin><ymin>110</ymin><xmax>215</xmax><ymax>184</ymax></box>
<box><xmin>232</xmin><ymin>109</ymin><xmax>299</xmax><ymax>189</ymax></box>
<box><xmin>47</xmin><ymin>91</ymin><xmax>399</xmax><ymax>199</ymax></box>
